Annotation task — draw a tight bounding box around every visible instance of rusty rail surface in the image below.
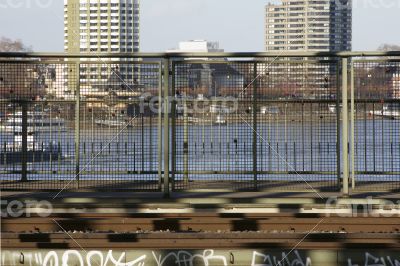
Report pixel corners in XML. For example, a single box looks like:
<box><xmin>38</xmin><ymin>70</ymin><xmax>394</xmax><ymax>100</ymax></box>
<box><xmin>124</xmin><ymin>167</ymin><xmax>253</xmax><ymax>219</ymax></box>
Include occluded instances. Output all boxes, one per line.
<box><xmin>2</xmin><ymin>232</ymin><xmax>400</xmax><ymax>249</ymax></box>
<box><xmin>3</xmin><ymin>213</ymin><xmax>400</xmax><ymax>233</ymax></box>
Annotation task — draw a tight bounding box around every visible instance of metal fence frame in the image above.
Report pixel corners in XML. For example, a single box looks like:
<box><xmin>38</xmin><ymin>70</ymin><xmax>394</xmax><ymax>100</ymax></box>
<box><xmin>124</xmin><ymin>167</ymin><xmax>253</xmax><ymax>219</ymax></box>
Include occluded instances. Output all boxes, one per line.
<box><xmin>1</xmin><ymin>51</ymin><xmax>400</xmax><ymax>196</ymax></box>
<box><xmin>1</xmin><ymin>58</ymin><xmax>164</xmax><ymax>192</ymax></box>
<box><xmin>169</xmin><ymin>58</ymin><xmax>341</xmax><ymax>192</ymax></box>
<box><xmin>350</xmin><ymin>58</ymin><xmax>400</xmax><ymax>192</ymax></box>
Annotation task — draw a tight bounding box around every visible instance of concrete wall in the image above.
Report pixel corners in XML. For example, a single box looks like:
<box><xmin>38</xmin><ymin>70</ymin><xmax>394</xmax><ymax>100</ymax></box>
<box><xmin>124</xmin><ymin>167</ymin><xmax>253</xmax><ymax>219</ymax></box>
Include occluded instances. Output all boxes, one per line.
<box><xmin>2</xmin><ymin>249</ymin><xmax>399</xmax><ymax>266</ymax></box>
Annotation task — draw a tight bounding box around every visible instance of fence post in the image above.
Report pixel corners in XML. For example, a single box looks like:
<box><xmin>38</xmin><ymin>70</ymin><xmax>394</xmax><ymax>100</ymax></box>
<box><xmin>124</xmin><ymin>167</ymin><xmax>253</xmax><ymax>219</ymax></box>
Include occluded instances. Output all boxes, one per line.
<box><xmin>341</xmin><ymin>57</ymin><xmax>349</xmax><ymax>196</ymax></box>
<box><xmin>158</xmin><ymin>62</ymin><xmax>163</xmax><ymax>190</ymax></box>
<box><xmin>171</xmin><ymin>95</ymin><xmax>176</xmax><ymax>192</ymax></box>
<box><xmin>75</xmin><ymin>62</ymin><xmax>80</xmax><ymax>184</ymax></box>
<box><xmin>336</xmin><ymin>62</ymin><xmax>341</xmax><ymax>191</ymax></box>
<box><xmin>170</xmin><ymin>61</ymin><xmax>177</xmax><ymax>192</ymax></box>
<box><xmin>350</xmin><ymin>59</ymin><xmax>355</xmax><ymax>190</ymax></box>
<box><xmin>21</xmin><ymin>101</ymin><xmax>28</xmax><ymax>182</ymax></box>
<box><xmin>183</xmin><ymin>94</ymin><xmax>189</xmax><ymax>184</ymax></box>
<box><xmin>163</xmin><ymin>58</ymin><xmax>170</xmax><ymax>197</ymax></box>
<box><xmin>252</xmin><ymin>62</ymin><xmax>258</xmax><ymax>190</ymax></box>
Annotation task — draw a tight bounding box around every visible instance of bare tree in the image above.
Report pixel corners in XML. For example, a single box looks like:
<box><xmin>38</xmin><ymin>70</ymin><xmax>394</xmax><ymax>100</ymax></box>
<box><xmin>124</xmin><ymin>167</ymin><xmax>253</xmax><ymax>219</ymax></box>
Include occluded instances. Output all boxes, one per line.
<box><xmin>0</xmin><ymin>36</ymin><xmax>32</xmax><ymax>52</ymax></box>
<box><xmin>0</xmin><ymin>64</ymin><xmax>46</xmax><ymax>99</ymax></box>
<box><xmin>0</xmin><ymin>37</ymin><xmax>45</xmax><ymax>99</ymax></box>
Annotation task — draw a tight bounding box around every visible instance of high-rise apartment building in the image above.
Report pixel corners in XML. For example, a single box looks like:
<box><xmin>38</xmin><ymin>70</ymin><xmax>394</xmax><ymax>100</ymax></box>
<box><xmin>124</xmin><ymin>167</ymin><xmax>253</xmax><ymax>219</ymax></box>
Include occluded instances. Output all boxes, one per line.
<box><xmin>64</xmin><ymin>0</ymin><xmax>140</xmax><ymax>95</ymax></box>
<box><xmin>265</xmin><ymin>0</ymin><xmax>351</xmax><ymax>52</ymax></box>
<box><xmin>264</xmin><ymin>0</ymin><xmax>351</xmax><ymax>98</ymax></box>
<box><xmin>64</xmin><ymin>0</ymin><xmax>139</xmax><ymax>54</ymax></box>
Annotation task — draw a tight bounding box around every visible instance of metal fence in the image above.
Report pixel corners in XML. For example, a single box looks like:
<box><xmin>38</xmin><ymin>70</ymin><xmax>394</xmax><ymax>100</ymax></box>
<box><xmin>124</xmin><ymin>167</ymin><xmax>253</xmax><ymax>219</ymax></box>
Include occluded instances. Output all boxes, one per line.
<box><xmin>351</xmin><ymin>59</ymin><xmax>400</xmax><ymax>191</ymax></box>
<box><xmin>0</xmin><ymin>52</ymin><xmax>399</xmax><ymax>194</ymax></box>
<box><xmin>171</xmin><ymin>59</ymin><xmax>339</xmax><ymax>191</ymax></box>
<box><xmin>1</xmin><ymin>59</ymin><xmax>162</xmax><ymax>191</ymax></box>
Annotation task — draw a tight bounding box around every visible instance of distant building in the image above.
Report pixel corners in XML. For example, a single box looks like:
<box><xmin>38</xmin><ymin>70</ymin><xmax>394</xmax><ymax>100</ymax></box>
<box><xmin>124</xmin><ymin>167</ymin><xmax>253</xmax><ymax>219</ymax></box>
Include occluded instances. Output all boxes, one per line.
<box><xmin>265</xmin><ymin>0</ymin><xmax>352</xmax><ymax>52</ymax></box>
<box><xmin>123</xmin><ymin>40</ymin><xmax>223</xmax><ymax>95</ymax></box>
<box><xmin>64</xmin><ymin>0</ymin><xmax>140</xmax><ymax>98</ymax></box>
<box><xmin>167</xmin><ymin>40</ymin><xmax>224</xmax><ymax>53</ymax></box>
<box><xmin>64</xmin><ymin>0</ymin><xmax>139</xmax><ymax>54</ymax></box>
<box><xmin>168</xmin><ymin>41</ymin><xmax>243</xmax><ymax>97</ymax></box>
<box><xmin>392</xmin><ymin>73</ymin><xmax>400</xmax><ymax>99</ymax></box>
<box><xmin>175</xmin><ymin>63</ymin><xmax>243</xmax><ymax>97</ymax></box>
<box><xmin>263</xmin><ymin>0</ymin><xmax>352</xmax><ymax>98</ymax></box>
<box><xmin>43</xmin><ymin>65</ymin><xmax>72</xmax><ymax>99</ymax></box>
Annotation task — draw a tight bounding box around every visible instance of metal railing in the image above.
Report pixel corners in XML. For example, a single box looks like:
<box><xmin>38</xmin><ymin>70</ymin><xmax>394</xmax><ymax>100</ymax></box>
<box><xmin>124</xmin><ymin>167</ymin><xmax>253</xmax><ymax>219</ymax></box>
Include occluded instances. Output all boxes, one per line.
<box><xmin>1</xmin><ymin>51</ymin><xmax>399</xmax><ymax>195</ymax></box>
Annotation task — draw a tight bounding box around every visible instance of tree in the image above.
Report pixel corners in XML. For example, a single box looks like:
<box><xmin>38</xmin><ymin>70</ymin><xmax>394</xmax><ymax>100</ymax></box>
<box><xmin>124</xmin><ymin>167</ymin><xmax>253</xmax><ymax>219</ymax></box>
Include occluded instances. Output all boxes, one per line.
<box><xmin>0</xmin><ymin>36</ymin><xmax>32</xmax><ymax>52</ymax></box>
<box><xmin>0</xmin><ymin>37</ymin><xmax>45</xmax><ymax>99</ymax></box>
<box><xmin>0</xmin><ymin>64</ymin><xmax>46</xmax><ymax>99</ymax></box>
<box><xmin>377</xmin><ymin>44</ymin><xmax>400</xmax><ymax>52</ymax></box>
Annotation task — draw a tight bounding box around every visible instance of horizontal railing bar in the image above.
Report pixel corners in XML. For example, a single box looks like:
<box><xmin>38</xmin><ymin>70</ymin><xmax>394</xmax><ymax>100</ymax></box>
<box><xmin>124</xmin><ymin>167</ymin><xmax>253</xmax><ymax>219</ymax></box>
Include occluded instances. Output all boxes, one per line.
<box><xmin>174</xmin><ymin>171</ymin><xmax>337</xmax><ymax>175</ymax></box>
<box><xmin>1</xmin><ymin>58</ymin><xmax>398</xmax><ymax>65</ymax></box>
<box><xmin>9</xmin><ymin>171</ymin><xmax>399</xmax><ymax>176</ymax></box>
<box><xmin>0</xmin><ymin>99</ymin><xmax>77</xmax><ymax>104</ymax></box>
<box><xmin>78</xmin><ymin>60</ymin><xmax>161</xmax><ymax>65</ymax></box>
<box><xmin>1</xmin><ymin>51</ymin><xmax>400</xmax><ymax>58</ymax></box>
<box><xmin>0</xmin><ymin>60</ymin><xmax>77</xmax><ymax>64</ymax></box>
<box><xmin>0</xmin><ymin>60</ymin><xmax>161</xmax><ymax>65</ymax></box>
<box><xmin>0</xmin><ymin>171</ymin><xmax>159</xmax><ymax>175</ymax></box>
<box><xmin>6</xmin><ymin>99</ymin><xmax>397</xmax><ymax>104</ymax></box>
<box><xmin>353</xmin><ymin>99</ymin><xmax>400</xmax><ymax>102</ymax></box>
<box><xmin>355</xmin><ymin>172</ymin><xmax>400</xmax><ymax>175</ymax></box>
<box><xmin>0</xmin><ymin>99</ymin><xmax>164</xmax><ymax>104</ymax></box>
<box><xmin>178</xmin><ymin>99</ymin><xmax>339</xmax><ymax>103</ymax></box>
<box><xmin>352</xmin><ymin>59</ymin><xmax>400</xmax><ymax>63</ymax></box>
<box><xmin>0</xmin><ymin>189</ymin><xmax>160</xmax><ymax>192</ymax></box>
<box><xmin>174</xmin><ymin>59</ymin><xmax>339</xmax><ymax>64</ymax></box>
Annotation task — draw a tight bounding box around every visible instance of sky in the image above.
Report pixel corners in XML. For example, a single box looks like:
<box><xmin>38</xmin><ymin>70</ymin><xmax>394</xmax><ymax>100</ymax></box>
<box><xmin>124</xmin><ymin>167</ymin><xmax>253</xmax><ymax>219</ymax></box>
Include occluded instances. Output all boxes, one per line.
<box><xmin>0</xmin><ymin>0</ymin><xmax>399</xmax><ymax>52</ymax></box>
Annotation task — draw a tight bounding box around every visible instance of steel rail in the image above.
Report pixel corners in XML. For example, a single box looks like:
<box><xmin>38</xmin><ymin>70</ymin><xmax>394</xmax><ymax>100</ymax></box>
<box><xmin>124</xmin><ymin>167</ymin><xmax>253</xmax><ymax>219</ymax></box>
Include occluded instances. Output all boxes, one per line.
<box><xmin>2</xmin><ymin>213</ymin><xmax>400</xmax><ymax>234</ymax></box>
<box><xmin>2</xmin><ymin>232</ymin><xmax>400</xmax><ymax>249</ymax></box>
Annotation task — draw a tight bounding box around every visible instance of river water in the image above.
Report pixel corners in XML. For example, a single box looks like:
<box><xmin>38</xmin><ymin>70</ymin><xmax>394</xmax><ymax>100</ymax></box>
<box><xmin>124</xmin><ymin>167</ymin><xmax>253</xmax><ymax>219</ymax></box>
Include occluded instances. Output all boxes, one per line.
<box><xmin>1</xmin><ymin>120</ymin><xmax>399</xmax><ymax>182</ymax></box>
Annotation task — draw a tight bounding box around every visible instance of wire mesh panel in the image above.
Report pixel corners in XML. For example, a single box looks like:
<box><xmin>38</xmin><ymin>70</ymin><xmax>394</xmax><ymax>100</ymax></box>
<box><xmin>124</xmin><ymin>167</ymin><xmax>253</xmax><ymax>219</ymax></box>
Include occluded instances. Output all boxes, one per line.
<box><xmin>255</xmin><ymin>60</ymin><xmax>339</xmax><ymax>191</ymax></box>
<box><xmin>25</xmin><ymin>101</ymin><xmax>76</xmax><ymax>190</ymax></box>
<box><xmin>172</xmin><ymin>61</ymin><xmax>254</xmax><ymax>190</ymax></box>
<box><xmin>0</xmin><ymin>59</ymin><xmax>162</xmax><ymax>191</ymax></box>
<box><xmin>1</xmin><ymin>101</ymin><xmax>22</xmax><ymax>184</ymax></box>
<box><xmin>171</xmin><ymin>59</ymin><xmax>339</xmax><ymax>191</ymax></box>
<box><xmin>3</xmin><ymin>54</ymin><xmax>399</xmax><ymax>193</ymax></box>
<box><xmin>77</xmin><ymin>61</ymin><xmax>161</xmax><ymax>191</ymax></box>
<box><xmin>0</xmin><ymin>62</ymin><xmax>78</xmax><ymax>190</ymax></box>
<box><xmin>352</xmin><ymin>60</ymin><xmax>400</xmax><ymax>191</ymax></box>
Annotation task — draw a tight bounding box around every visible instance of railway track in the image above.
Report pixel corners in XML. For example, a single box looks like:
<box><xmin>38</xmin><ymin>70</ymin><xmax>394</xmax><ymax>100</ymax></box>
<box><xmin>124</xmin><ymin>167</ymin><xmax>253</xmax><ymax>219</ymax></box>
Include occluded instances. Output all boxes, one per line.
<box><xmin>2</xmin><ymin>213</ymin><xmax>400</xmax><ymax>249</ymax></box>
<box><xmin>3</xmin><ymin>213</ymin><xmax>400</xmax><ymax>234</ymax></box>
<box><xmin>2</xmin><ymin>232</ymin><xmax>400</xmax><ymax>249</ymax></box>
<box><xmin>2</xmin><ymin>212</ymin><xmax>400</xmax><ymax>266</ymax></box>
<box><xmin>1</xmin><ymin>207</ymin><xmax>398</xmax><ymax>252</ymax></box>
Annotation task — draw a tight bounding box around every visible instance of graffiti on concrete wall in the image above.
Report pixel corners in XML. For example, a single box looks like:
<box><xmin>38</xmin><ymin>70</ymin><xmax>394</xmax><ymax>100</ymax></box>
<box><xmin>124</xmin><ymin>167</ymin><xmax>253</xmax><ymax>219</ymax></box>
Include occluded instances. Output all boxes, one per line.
<box><xmin>347</xmin><ymin>252</ymin><xmax>400</xmax><ymax>266</ymax></box>
<box><xmin>152</xmin><ymin>250</ymin><xmax>227</xmax><ymax>266</ymax></box>
<box><xmin>1</xmin><ymin>250</ymin><xmax>146</xmax><ymax>266</ymax></box>
<box><xmin>1</xmin><ymin>249</ymin><xmax>400</xmax><ymax>266</ymax></box>
<box><xmin>251</xmin><ymin>250</ymin><xmax>311</xmax><ymax>266</ymax></box>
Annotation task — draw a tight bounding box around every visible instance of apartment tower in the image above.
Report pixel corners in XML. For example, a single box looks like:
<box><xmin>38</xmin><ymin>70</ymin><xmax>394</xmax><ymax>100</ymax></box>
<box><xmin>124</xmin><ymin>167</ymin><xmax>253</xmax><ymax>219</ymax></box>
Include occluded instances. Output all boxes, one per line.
<box><xmin>265</xmin><ymin>0</ymin><xmax>351</xmax><ymax>52</ymax></box>
<box><xmin>64</xmin><ymin>0</ymin><xmax>140</xmax><ymax>91</ymax></box>
<box><xmin>264</xmin><ymin>0</ymin><xmax>351</xmax><ymax>97</ymax></box>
